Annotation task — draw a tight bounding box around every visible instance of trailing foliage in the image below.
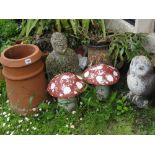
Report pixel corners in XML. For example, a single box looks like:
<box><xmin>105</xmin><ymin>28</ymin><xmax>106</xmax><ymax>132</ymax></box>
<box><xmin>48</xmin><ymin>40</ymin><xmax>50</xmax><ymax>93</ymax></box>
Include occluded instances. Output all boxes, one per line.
<box><xmin>109</xmin><ymin>32</ymin><xmax>150</xmax><ymax>67</ymax></box>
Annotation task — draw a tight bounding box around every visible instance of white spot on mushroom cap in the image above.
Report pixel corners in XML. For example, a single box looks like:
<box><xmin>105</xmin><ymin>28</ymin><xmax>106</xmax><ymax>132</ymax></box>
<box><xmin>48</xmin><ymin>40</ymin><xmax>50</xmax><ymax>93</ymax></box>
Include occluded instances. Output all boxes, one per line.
<box><xmin>63</xmin><ymin>87</ymin><xmax>71</xmax><ymax>95</ymax></box>
<box><xmin>91</xmin><ymin>65</ymin><xmax>103</xmax><ymax>71</ymax></box>
<box><xmin>96</xmin><ymin>76</ymin><xmax>103</xmax><ymax>83</ymax></box>
<box><xmin>84</xmin><ymin>71</ymin><xmax>89</xmax><ymax>78</ymax></box>
<box><xmin>77</xmin><ymin>75</ymin><xmax>83</xmax><ymax>80</ymax></box>
<box><xmin>106</xmin><ymin>75</ymin><xmax>114</xmax><ymax>82</ymax></box>
<box><xmin>96</xmin><ymin>65</ymin><xmax>103</xmax><ymax>70</ymax></box>
<box><xmin>61</xmin><ymin>75</ymin><xmax>70</xmax><ymax>80</ymax></box>
<box><xmin>74</xmin><ymin>91</ymin><xmax>77</xmax><ymax>94</ymax></box>
<box><xmin>50</xmin><ymin>83</ymin><xmax>55</xmax><ymax>90</ymax></box>
<box><xmin>113</xmin><ymin>71</ymin><xmax>118</xmax><ymax>76</ymax></box>
<box><xmin>76</xmin><ymin>82</ymin><xmax>83</xmax><ymax>89</ymax></box>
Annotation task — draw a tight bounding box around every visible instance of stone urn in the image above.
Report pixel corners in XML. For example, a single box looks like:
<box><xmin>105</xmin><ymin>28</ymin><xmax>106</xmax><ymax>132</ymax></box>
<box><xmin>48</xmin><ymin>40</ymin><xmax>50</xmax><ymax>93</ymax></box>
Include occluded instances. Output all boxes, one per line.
<box><xmin>87</xmin><ymin>44</ymin><xmax>112</xmax><ymax>67</ymax></box>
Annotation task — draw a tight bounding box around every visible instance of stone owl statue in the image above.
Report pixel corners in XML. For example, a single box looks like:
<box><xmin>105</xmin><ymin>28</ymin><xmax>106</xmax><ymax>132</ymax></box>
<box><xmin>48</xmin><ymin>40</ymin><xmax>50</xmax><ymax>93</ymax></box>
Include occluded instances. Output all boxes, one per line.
<box><xmin>127</xmin><ymin>55</ymin><xmax>155</xmax><ymax>108</ymax></box>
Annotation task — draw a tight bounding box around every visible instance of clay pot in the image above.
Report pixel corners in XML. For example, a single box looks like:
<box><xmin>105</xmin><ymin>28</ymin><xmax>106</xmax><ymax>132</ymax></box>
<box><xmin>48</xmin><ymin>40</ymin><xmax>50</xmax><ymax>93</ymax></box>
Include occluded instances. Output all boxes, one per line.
<box><xmin>87</xmin><ymin>44</ymin><xmax>112</xmax><ymax>66</ymax></box>
<box><xmin>0</xmin><ymin>44</ymin><xmax>47</xmax><ymax>116</ymax></box>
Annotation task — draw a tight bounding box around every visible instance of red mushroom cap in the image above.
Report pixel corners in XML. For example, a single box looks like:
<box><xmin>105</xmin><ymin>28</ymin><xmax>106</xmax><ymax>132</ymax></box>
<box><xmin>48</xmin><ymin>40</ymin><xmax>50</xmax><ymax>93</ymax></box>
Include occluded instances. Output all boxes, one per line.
<box><xmin>47</xmin><ymin>73</ymin><xmax>85</xmax><ymax>98</ymax></box>
<box><xmin>83</xmin><ymin>64</ymin><xmax>120</xmax><ymax>86</ymax></box>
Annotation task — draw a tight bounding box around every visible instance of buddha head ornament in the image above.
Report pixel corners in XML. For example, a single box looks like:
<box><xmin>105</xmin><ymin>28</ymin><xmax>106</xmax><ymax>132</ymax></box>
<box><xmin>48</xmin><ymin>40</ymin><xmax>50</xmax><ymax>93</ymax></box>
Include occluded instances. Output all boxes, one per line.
<box><xmin>51</xmin><ymin>32</ymin><xmax>67</xmax><ymax>54</ymax></box>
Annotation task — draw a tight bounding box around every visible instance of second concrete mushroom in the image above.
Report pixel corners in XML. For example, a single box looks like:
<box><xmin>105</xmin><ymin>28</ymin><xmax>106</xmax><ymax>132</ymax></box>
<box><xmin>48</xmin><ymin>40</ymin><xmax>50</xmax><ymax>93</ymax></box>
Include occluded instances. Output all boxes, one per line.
<box><xmin>83</xmin><ymin>64</ymin><xmax>120</xmax><ymax>100</ymax></box>
<box><xmin>47</xmin><ymin>72</ymin><xmax>85</xmax><ymax>112</ymax></box>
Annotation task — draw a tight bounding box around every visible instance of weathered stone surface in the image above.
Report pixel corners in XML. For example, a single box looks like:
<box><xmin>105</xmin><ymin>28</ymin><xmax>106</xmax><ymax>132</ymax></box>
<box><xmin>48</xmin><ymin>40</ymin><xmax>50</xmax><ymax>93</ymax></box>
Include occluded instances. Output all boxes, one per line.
<box><xmin>96</xmin><ymin>85</ymin><xmax>110</xmax><ymax>101</ymax></box>
<box><xmin>58</xmin><ymin>97</ymin><xmax>77</xmax><ymax>112</ymax></box>
<box><xmin>127</xmin><ymin>56</ymin><xmax>155</xmax><ymax>108</ymax></box>
<box><xmin>46</xmin><ymin>32</ymin><xmax>80</xmax><ymax>80</ymax></box>
<box><xmin>105</xmin><ymin>19</ymin><xmax>134</xmax><ymax>33</ymax></box>
<box><xmin>126</xmin><ymin>92</ymin><xmax>149</xmax><ymax>109</ymax></box>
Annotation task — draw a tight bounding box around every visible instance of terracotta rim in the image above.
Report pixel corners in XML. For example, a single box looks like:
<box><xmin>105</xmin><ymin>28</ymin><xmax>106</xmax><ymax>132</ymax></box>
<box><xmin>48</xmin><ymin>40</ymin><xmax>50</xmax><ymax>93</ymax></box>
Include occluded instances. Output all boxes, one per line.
<box><xmin>0</xmin><ymin>44</ymin><xmax>42</xmax><ymax>68</ymax></box>
<box><xmin>87</xmin><ymin>43</ymin><xmax>109</xmax><ymax>49</ymax></box>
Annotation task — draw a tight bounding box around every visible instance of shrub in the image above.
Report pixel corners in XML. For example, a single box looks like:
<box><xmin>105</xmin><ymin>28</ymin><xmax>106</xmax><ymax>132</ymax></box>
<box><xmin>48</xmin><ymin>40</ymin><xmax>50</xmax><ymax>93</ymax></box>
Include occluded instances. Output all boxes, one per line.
<box><xmin>0</xmin><ymin>19</ymin><xmax>18</xmax><ymax>39</ymax></box>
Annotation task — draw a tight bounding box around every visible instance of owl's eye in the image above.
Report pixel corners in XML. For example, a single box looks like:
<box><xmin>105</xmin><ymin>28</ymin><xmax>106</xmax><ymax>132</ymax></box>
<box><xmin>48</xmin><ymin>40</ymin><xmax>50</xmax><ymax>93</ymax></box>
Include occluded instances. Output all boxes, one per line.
<box><xmin>139</xmin><ymin>66</ymin><xmax>144</xmax><ymax>70</ymax></box>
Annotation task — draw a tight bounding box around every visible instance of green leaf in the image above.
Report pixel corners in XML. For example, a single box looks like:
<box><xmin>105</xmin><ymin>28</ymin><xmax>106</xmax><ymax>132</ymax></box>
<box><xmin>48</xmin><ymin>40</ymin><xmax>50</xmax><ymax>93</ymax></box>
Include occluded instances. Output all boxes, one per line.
<box><xmin>82</xmin><ymin>19</ymin><xmax>90</xmax><ymax>34</ymax></box>
<box><xmin>70</xmin><ymin>19</ymin><xmax>78</xmax><ymax>35</ymax></box>
<box><xmin>100</xmin><ymin>19</ymin><xmax>106</xmax><ymax>40</ymax></box>
<box><xmin>26</xmin><ymin>19</ymin><xmax>39</xmax><ymax>37</ymax></box>
<box><xmin>45</xmin><ymin>112</ymin><xmax>54</xmax><ymax>120</ymax></box>
<box><xmin>55</xmin><ymin>19</ymin><xmax>61</xmax><ymax>32</ymax></box>
<box><xmin>39</xmin><ymin>103</ymin><xmax>49</xmax><ymax>110</ymax></box>
<box><xmin>117</xmin><ymin>105</ymin><xmax>122</xmax><ymax>110</ymax></box>
<box><xmin>19</xmin><ymin>19</ymin><xmax>26</xmax><ymax>38</ymax></box>
<box><xmin>60</xmin><ymin>19</ymin><xmax>70</xmax><ymax>30</ymax></box>
<box><xmin>28</xmin><ymin>94</ymin><xmax>35</xmax><ymax>108</ymax></box>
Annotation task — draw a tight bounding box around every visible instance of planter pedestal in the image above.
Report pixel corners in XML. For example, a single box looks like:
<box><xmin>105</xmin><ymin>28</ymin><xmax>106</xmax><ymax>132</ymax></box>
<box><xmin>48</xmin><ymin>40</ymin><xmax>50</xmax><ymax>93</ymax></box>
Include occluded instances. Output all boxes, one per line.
<box><xmin>58</xmin><ymin>97</ymin><xmax>77</xmax><ymax>112</ymax></box>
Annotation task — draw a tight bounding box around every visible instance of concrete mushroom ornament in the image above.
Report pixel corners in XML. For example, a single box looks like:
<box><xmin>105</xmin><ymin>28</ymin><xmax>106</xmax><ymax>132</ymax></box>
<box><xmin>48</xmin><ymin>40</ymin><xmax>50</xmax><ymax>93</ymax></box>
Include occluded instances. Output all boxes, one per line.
<box><xmin>83</xmin><ymin>64</ymin><xmax>120</xmax><ymax>100</ymax></box>
<box><xmin>47</xmin><ymin>72</ymin><xmax>85</xmax><ymax>112</ymax></box>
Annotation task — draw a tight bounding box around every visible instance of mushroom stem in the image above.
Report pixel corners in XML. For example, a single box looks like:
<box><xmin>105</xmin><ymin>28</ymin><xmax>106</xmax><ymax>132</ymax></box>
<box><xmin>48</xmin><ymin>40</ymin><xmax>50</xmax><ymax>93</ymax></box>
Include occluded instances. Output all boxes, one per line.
<box><xmin>57</xmin><ymin>97</ymin><xmax>77</xmax><ymax>112</ymax></box>
<box><xmin>96</xmin><ymin>85</ymin><xmax>110</xmax><ymax>101</ymax></box>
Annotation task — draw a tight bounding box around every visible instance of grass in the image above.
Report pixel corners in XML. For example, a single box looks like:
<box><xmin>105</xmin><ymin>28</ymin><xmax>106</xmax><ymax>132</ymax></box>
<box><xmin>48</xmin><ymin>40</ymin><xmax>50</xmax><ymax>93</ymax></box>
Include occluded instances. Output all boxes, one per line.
<box><xmin>1</xmin><ymin>79</ymin><xmax>155</xmax><ymax>135</ymax></box>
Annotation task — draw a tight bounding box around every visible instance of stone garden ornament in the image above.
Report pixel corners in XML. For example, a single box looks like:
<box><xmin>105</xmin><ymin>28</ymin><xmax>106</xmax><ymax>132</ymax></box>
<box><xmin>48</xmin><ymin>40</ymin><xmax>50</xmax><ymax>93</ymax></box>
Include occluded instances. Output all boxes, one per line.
<box><xmin>46</xmin><ymin>32</ymin><xmax>80</xmax><ymax>80</ymax></box>
<box><xmin>83</xmin><ymin>64</ymin><xmax>120</xmax><ymax>101</ymax></box>
<box><xmin>127</xmin><ymin>56</ymin><xmax>155</xmax><ymax>108</ymax></box>
<box><xmin>47</xmin><ymin>72</ymin><xmax>85</xmax><ymax>112</ymax></box>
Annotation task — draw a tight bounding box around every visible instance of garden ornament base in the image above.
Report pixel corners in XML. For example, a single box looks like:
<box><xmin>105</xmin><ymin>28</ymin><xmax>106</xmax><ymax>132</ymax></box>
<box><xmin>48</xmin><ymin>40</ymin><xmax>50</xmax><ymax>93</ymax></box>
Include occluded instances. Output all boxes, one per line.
<box><xmin>58</xmin><ymin>97</ymin><xmax>77</xmax><ymax>112</ymax></box>
<box><xmin>0</xmin><ymin>44</ymin><xmax>47</xmax><ymax>116</ymax></box>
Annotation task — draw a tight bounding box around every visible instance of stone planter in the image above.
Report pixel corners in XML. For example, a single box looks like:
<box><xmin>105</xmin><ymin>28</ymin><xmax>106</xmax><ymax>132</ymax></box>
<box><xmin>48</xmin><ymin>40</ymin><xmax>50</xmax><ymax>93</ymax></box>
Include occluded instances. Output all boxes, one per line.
<box><xmin>87</xmin><ymin>44</ymin><xmax>112</xmax><ymax>66</ymax></box>
<box><xmin>0</xmin><ymin>44</ymin><xmax>47</xmax><ymax>116</ymax></box>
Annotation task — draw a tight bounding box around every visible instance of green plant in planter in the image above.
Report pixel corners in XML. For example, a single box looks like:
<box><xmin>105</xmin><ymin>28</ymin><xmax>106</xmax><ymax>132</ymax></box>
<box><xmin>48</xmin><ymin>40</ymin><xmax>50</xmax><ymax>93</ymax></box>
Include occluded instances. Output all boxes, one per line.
<box><xmin>54</xmin><ymin>19</ymin><xmax>108</xmax><ymax>46</ymax></box>
<box><xmin>109</xmin><ymin>32</ymin><xmax>150</xmax><ymax>67</ymax></box>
